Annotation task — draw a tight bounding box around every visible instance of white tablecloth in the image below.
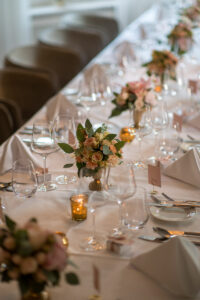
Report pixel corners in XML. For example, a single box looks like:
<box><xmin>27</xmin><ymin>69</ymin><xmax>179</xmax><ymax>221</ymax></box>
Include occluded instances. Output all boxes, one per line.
<box><xmin>0</xmin><ymin>2</ymin><xmax>200</xmax><ymax>299</ymax></box>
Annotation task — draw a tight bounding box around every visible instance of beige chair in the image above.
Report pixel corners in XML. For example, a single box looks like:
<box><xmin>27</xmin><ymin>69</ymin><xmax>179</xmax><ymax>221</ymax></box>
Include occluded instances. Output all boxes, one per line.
<box><xmin>39</xmin><ymin>27</ymin><xmax>104</xmax><ymax>66</ymax></box>
<box><xmin>0</xmin><ymin>68</ymin><xmax>56</xmax><ymax>122</ymax></box>
<box><xmin>0</xmin><ymin>103</ymin><xmax>14</xmax><ymax>145</ymax></box>
<box><xmin>62</xmin><ymin>13</ymin><xmax>119</xmax><ymax>46</ymax></box>
<box><xmin>5</xmin><ymin>45</ymin><xmax>83</xmax><ymax>90</ymax></box>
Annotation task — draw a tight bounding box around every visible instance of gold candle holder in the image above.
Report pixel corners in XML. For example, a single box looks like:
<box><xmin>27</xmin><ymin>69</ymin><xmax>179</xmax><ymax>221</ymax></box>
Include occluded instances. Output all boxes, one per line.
<box><xmin>70</xmin><ymin>194</ymin><xmax>88</xmax><ymax>221</ymax></box>
<box><xmin>120</xmin><ymin>127</ymin><xmax>136</xmax><ymax>143</ymax></box>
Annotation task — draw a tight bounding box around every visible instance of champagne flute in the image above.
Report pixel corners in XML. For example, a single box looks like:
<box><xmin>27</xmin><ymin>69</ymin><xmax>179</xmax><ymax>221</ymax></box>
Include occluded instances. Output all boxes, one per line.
<box><xmin>134</xmin><ymin>106</ymin><xmax>152</xmax><ymax>168</ymax></box>
<box><xmin>53</xmin><ymin>113</ymin><xmax>76</xmax><ymax>184</ymax></box>
<box><xmin>31</xmin><ymin>119</ymin><xmax>58</xmax><ymax>192</ymax></box>
<box><xmin>105</xmin><ymin>161</ymin><xmax>136</xmax><ymax>237</ymax></box>
<box><xmin>148</xmin><ymin>100</ymin><xmax>169</xmax><ymax>164</ymax></box>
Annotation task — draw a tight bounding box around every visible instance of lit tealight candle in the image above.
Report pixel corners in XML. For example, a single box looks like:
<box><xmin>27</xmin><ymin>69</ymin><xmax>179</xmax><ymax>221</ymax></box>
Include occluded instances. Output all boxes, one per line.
<box><xmin>120</xmin><ymin>127</ymin><xmax>136</xmax><ymax>143</ymax></box>
<box><xmin>70</xmin><ymin>194</ymin><xmax>88</xmax><ymax>221</ymax></box>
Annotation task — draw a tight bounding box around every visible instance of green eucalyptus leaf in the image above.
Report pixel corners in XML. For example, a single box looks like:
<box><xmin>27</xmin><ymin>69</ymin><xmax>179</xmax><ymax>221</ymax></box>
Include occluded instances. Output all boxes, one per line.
<box><xmin>58</xmin><ymin>143</ymin><xmax>74</xmax><ymax>154</ymax></box>
<box><xmin>43</xmin><ymin>270</ymin><xmax>60</xmax><ymax>286</ymax></box>
<box><xmin>103</xmin><ymin>145</ymin><xmax>112</xmax><ymax>155</ymax></box>
<box><xmin>76</xmin><ymin>124</ymin><xmax>85</xmax><ymax>142</ymax></box>
<box><xmin>5</xmin><ymin>215</ymin><xmax>16</xmax><ymax>232</ymax></box>
<box><xmin>65</xmin><ymin>272</ymin><xmax>80</xmax><ymax>285</ymax></box>
<box><xmin>115</xmin><ymin>141</ymin><xmax>126</xmax><ymax>151</ymax></box>
<box><xmin>104</xmin><ymin>134</ymin><xmax>117</xmax><ymax>141</ymax></box>
<box><xmin>64</xmin><ymin>163</ymin><xmax>74</xmax><ymax>168</ymax></box>
<box><xmin>109</xmin><ymin>107</ymin><xmax>123</xmax><ymax>118</ymax></box>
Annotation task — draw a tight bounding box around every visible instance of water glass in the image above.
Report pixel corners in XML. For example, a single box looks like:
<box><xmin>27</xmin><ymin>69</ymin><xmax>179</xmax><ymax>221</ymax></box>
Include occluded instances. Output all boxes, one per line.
<box><xmin>123</xmin><ymin>187</ymin><xmax>148</xmax><ymax>230</ymax></box>
<box><xmin>12</xmin><ymin>159</ymin><xmax>37</xmax><ymax>198</ymax></box>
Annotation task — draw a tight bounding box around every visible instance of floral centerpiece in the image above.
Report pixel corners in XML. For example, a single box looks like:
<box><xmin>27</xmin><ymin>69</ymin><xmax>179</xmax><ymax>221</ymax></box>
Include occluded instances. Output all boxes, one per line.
<box><xmin>0</xmin><ymin>216</ymin><xmax>79</xmax><ymax>300</ymax></box>
<box><xmin>167</xmin><ymin>22</ymin><xmax>193</xmax><ymax>55</ymax></box>
<box><xmin>58</xmin><ymin>119</ymin><xmax>125</xmax><ymax>191</ymax></box>
<box><xmin>182</xmin><ymin>5</ymin><xmax>200</xmax><ymax>23</ymax></box>
<box><xmin>109</xmin><ymin>78</ymin><xmax>156</xmax><ymax>129</ymax></box>
<box><xmin>143</xmin><ymin>50</ymin><xmax>178</xmax><ymax>84</ymax></box>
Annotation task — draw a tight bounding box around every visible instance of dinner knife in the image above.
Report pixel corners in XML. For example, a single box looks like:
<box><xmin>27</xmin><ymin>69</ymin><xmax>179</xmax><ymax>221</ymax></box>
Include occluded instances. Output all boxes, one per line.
<box><xmin>139</xmin><ymin>235</ymin><xmax>200</xmax><ymax>246</ymax></box>
<box><xmin>148</xmin><ymin>202</ymin><xmax>200</xmax><ymax>208</ymax></box>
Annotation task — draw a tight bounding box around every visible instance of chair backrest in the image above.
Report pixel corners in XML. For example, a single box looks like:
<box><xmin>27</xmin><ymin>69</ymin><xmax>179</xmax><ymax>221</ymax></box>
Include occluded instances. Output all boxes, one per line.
<box><xmin>39</xmin><ymin>27</ymin><xmax>104</xmax><ymax>65</ymax></box>
<box><xmin>62</xmin><ymin>13</ymin><xmax>119</xmax><ymax>46</ymax></box>
<box><xmin>0</xmin><ymin>103</ymin><xmax>14</xmax><ymax>145</ymax></box>
<box><xmin>5</xmin><ymin>45</ymin><xmax>83</xmax><ymax>89</ymax></box>
<box><xmin>0</xmin><ymin>68</ymin><xmax>56</xmax><ymax>121</ymax></box>
<box><xmin>0</xmin><ymin>98</ymin><xmax>23</xmax><ymax>131</ymax></box>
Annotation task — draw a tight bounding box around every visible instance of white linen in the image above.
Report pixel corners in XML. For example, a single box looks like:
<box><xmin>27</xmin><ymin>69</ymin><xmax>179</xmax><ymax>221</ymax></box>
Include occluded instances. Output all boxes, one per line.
<box><xmin>164</xmin><ymin>149</ymin><xmax>200</xmax><ymax>188</ymax></box>
<box><xmin>131</xmin><ymin>237</ymin><xmax>200</xmax><ymax>298</ymax></box>
<box><xmin>46</xmin><ymin>93</ymin><xmax>78</xmax><ymax>121</ymax></box>
<box><xmin>187</xmin><ymin>114</ymin><xmax>200</xmax><ymax>130</ymax></box>
<box><xmin>0</xmin><ymin>135</ymin><xmax>41</xmax><ymax>174</ymax></box>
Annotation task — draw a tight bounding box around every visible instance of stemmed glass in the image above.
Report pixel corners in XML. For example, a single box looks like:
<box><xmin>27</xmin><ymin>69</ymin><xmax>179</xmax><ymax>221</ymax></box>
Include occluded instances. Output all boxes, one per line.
<box><xmin>53</xmin><ymin>114</ymin><xmax>76</xmax><ymax>184</ymax></box>
<box><xmin>105</xmin><ymin>161</ymin><xmax>137</xmax><ymax>237</ymax></box>
<box><xmin>31</xmin><ymin>119</ymin><xmax>59</xmax><ymax>192</ymax></box>
<box><xmin>150</xmin><ymin>100</ymin><xmax>169</xmax><ymax>163</ymax></box>
<box><xmin>78</xmin><ymin>167</ymin><xmax>108</xmax><ymax>252</ymax></box>
<box><xmin>134</xmin><ymin>106</ymin><xmax>152</xmax><ymax>168</ymax></box>
<box><xmin>12</xmin><ymin>158</ymin><xmax>37</xmax><ymax>198</ymax></box>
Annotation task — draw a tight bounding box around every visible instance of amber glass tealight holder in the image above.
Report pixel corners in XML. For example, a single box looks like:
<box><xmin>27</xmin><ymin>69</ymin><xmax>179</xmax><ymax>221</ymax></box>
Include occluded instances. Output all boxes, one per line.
<box><xmin>70</xmin><ymin>194</ymin><xmax>88</xmax><ymax>221</ymax></box>
<box><xmin>120</xmin><ymin>126</ymin><xmax>136</xmax><ymax>143</ymax></box>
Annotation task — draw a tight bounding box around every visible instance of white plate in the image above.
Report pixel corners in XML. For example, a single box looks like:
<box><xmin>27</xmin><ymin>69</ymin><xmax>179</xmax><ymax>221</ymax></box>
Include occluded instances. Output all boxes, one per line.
<box><xmin>150</xmin><ymin>206</ymin><xmax>196</xmax><ymax>222</ymax></box>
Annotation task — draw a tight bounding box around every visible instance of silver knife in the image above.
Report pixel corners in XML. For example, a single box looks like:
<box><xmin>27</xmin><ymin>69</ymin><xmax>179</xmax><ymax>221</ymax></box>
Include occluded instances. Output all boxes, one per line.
<box><xmin>139</xmin><ymin>235</ymin><xmax>200</xmax><ymax>246</ymax></box>
<box><xmin>148</xmin><ymin>202</ymin><xmax>200</xmax><ymax>208</ymax></box>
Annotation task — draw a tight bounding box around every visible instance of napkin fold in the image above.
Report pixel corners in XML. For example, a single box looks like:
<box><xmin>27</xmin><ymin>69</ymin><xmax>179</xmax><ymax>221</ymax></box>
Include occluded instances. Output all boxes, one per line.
<box><xmin>131</xmin><ymin>237</ymin><xmax>200</xmax><ymax>298</ymax></box>
<box><xmin>164</xmin><ymin>149</ymin><xmax>200</xmax><ymax>188</ymax></box>
<box><xmin>0</xmin><ymin>135</ymin><xmax>41</xmax><ymax>174</ymax></box>
<box><xmin>114</xmin><ymin>41</ymin><xmax>136</xmax><ymax>67</ymax></box>
<box><xmin>82</xmin><ymin>64</ymin><xmax>111</xmax><ymax>96</ymax></box>
<box><xmin>187</xmin><ymin>114</ymin><xmax>200</xmax><ymax>130</ymax></box>
<box><xmin>46</xmin><ymin>93</ymin><xmax>78</xmax><ymax>121</ymax></box>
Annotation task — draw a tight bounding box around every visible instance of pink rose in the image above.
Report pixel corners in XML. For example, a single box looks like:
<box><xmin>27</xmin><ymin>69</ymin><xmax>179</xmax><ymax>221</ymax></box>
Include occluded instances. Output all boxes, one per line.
<box><xmin>86</xmin><ymin>161</ymin><xmax>98</xmax><ymax>170</ymax></box>
<box><xmin>44</xmin><ymin>238</ymin><xmax>67</xmax><ymax>271</ymax></box>
<box><xmin>84</xmin><ymin>137</ymin><xmax>97</xmax><ymax>147</ymax></box>
<box><xmin>145</xmin><ymin>91</ymin><xmax>156</xmax><ymax>106</ymax></box>
<box><xmin>92</xmin><ymin>152</ymin><xmax>103</xmax><ymax>162</ymax></box>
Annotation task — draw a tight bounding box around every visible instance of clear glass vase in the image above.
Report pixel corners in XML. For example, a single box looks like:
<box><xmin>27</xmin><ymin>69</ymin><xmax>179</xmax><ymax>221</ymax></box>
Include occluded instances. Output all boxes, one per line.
<box><xmin>21</xmin><ymin>290</ymin><xmax>50</xmax><ymax>300</ymax></box>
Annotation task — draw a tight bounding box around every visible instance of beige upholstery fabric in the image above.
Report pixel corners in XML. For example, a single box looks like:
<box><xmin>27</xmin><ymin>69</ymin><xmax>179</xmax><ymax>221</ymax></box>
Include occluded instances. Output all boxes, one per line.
<box><xmin>39</xmin><ymin>27</ymin><xmax>103</xmax><ymax>66</ymax></box>
<box><xmin>0</xmin><ymin>68</ymin><xmax>56</xmax><ymax>121</ymax></box>
<box><xmin>5</xmin><ymin>45</ymin><xmax>83</xmax><ymax>89</ymax></box>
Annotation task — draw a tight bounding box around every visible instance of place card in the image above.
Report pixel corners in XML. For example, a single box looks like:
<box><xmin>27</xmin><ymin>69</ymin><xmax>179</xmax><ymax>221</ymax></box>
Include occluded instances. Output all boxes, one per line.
<box><xmin>106</xmin><ymin>236</ymin><xmax>134</xmax><ymax>256</ymax></box>
<box><xmin>188</xmin><ymin>80</ymin><xmax>198</xmax><ymax>94</ymax></box>
<box><xmin>148</xmin><ymin>161</ymin><xmax>161</xmax><ymax>188</ymax></box>
<box><xmin>173</xmin><ymin>113</ymin><xmax>182</xmax><ymax>132</ymax></box>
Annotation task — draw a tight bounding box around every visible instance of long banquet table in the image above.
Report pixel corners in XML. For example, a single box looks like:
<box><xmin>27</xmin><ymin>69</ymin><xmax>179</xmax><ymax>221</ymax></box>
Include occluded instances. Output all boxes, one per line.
<box><xmin>1</xmin><ymin>2</ymin><xmax>200</xmax><ymax>299</ymax></box>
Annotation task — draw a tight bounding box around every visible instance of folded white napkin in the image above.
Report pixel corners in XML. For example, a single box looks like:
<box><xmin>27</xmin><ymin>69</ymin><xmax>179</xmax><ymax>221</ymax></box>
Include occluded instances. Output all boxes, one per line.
<box><xmin>164</xmin><ymin>149</ymin><xmax>200</xmax><ymax>188</ymax></box>
<box><xmin>131</xmin><ymin>237</ymin><xmax>200</xmax><ymax>298</ymax></box>
<box><xmin>0</xmin><ymin>135</ymin><xmax>41</xmax><ymax>174</ymax></box>
<box><xmin>187</xmin><ymin>114</ymin><xmax>200</xmax><ymax>130</ymax></box>
<box><xmin>82</xmin><ymin>64</ymin><xmax>110</xmax><ymax>96</ymax></box>
<box><xmin>46</xmin><ymin>93</ymin><xmax>78</xmax><ymax>121</ymax></box>
<box><xmin>114</xmin><ymin>41</ymin><xmax>136</xmax><ymax>67</ymax></box>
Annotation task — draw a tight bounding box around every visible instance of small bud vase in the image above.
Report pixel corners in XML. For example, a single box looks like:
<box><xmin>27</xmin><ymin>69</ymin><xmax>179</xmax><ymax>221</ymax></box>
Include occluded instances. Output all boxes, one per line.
<box><xmin>21</xmin><ymin>290</ymin><xmax>50</xmax><ymax>300</ymax></box>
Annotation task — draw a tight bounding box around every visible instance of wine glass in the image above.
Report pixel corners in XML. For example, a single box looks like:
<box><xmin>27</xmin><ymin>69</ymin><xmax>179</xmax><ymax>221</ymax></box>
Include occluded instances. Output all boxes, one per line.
<box><xmin>123</xmin><ymin>187</ymin><xmax>149</xmax><ymax>230</ymax></box>
<box><xmin>12</xmin><ymin>159</ymin><xmax>37</xmax><ymax>198</ymax></box>
<box><xmin>53</xmin><ymin>113</ymin><xmax>76</xmax><ymax>184</ymax></box>
<box><xmin>31</xmin><ymin>119</ymin><xmax>59</xmax><ymax>192</ymax></box>
<box><xmin>150</xmin><ymin>101</ymin><xmax>169</xmax><ymax>163</ymax></box>
<box><xmin>105</xmin><ymin>161</ymin><xmax>137</xmax><ymax>237</ymax></box>
<box><xmin>78</xmin><ymin>167</ymin><xmax>108</xmax><ymax>252</ymax></box>
<box><xmin>134</xmin><ymin>106</ymin><xmax>152</xmax><ymax>168</ymax></box>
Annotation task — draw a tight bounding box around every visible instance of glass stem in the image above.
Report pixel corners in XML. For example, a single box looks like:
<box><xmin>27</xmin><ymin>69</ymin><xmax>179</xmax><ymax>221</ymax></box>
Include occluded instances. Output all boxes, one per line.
<box><xmin>91</xmin><ymin>209</ymin><xmax>96</xmax><ymax>241</ymax></box>
<box><xmin>138</xmin><ymin>136</ymin><xmax>142</xmax><ymax>162</ymax></box>
<box><xmin>42</xmin><ymin>155</ymin><xmax>47</xmax><ymax>186</ymax></box>
<box><xmin>118</xmin><ymin>201</ymin><xmax>123</xmax><ymax>229</ymax></box>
